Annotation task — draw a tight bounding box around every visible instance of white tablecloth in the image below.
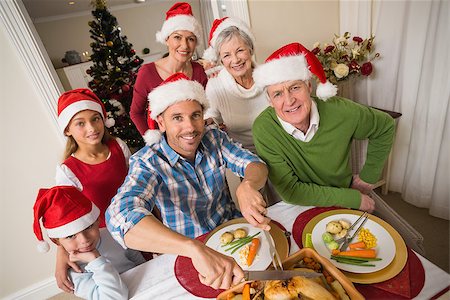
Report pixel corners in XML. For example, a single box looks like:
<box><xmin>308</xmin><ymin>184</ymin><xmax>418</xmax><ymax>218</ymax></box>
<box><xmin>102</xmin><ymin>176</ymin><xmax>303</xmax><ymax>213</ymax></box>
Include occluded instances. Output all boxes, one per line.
<box><xmin>120</xmin><ymin>202</ymin><xmax>450</xmax><ymax>299</ymax></box>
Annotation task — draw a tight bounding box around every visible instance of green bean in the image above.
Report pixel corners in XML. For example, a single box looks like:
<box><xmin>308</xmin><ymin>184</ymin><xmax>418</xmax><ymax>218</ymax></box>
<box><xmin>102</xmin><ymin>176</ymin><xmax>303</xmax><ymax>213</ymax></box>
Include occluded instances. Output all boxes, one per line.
<box><xmin>224</xmin><ymin>232</ymin><xmax>260</xmax><ymax>253</ymax></box>
<box><xmin>331</xmin><ymin>255</ymin><xmax>382</xmax><ymax>262</ymax></box>
<box><xmin>331</xmin><ymin>257</ymin><xmax>376</xmax><ymax>267</ymax></box>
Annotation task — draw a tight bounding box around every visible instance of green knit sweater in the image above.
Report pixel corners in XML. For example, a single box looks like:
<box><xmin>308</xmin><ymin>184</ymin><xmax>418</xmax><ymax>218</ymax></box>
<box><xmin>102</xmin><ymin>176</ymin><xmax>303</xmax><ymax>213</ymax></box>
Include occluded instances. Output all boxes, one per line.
<box><xmin>253</xmin><ymin>96</ymin><xmax>395</xmax><ymax>208</ymax></box>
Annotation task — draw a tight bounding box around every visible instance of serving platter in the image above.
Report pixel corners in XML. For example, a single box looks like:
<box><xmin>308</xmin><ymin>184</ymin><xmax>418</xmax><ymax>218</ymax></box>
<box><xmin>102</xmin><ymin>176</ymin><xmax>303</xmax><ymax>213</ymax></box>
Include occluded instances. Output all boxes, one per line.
<box><xmin>302</xmin><ymin>209</ymin><xmax>408</xmax><ymax>284</ymax></box>
<box><xmin>311</xmin><ymin>213</ymin><xmax>395</xmax><ymax>273</ymax></box>
<box><xmin>216</xmin><ymin>248</ymin><xmax>364</xmax><ymax>300</ymax></box>
<box><xmin>204</xmin><ymin>218</ymin><xmax>289</xmax><ymax>271</ymax></box>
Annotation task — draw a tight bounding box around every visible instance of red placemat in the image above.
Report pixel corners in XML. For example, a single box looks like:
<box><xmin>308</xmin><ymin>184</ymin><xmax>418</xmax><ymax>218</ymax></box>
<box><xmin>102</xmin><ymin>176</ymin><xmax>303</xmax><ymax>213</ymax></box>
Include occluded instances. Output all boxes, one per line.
<box><xmin>174</xmin><ymin>233</ymin><xmax>222</xmax><ymax>298</ymax></box>
<box><xmin>291</xmin><ymin>207</ymin><xmax>426</xmax><ymax>299</ymax></box>
<box><xmin>174</xmin><ymin>221</ymin><xmax>288</xmax><ymax>298</ymax></box>
<box><xmin>292</xmin><ymin>206</ymin><xmax>339</xmax><ymax>248</ymax></box>
<box><xmin>355</xmin><ymin>247</ymin><xmax>425</xmax><ymax>299</ymax></box>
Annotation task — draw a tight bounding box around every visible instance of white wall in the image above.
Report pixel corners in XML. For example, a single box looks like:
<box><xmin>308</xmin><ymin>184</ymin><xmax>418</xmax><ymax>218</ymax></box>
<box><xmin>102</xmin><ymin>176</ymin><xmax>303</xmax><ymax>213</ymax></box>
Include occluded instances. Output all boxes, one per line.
<box><xmin>0</xmin><ymin>23</ymin><xmax>64</xmax><ymax>298</ymax></box>
<box><xmin>249</xmin><ymin>0</ymin><xmax>340</xmax><ymax>63</ymax></box>
<box><xmin>34</xmin><ymin>0</ymin><xmax>203</xmax><ymax>69</ymax></box>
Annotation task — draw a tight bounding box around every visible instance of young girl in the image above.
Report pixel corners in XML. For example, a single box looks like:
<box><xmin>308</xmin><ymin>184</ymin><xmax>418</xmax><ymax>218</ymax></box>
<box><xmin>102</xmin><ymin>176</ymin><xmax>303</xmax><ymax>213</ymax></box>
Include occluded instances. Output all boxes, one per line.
<box><xmin>54</xmin><ymin>88</ymin><xmax>138</xmax><ymax>293</ymax></box>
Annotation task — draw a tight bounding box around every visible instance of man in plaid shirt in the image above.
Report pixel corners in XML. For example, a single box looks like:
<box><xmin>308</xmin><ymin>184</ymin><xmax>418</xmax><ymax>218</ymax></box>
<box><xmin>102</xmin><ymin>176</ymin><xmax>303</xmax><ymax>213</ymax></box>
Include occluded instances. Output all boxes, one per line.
<box><xmin>106</xmin><ymin>73</ymin><xmax>270</xmax><ymax>290</ymax></box>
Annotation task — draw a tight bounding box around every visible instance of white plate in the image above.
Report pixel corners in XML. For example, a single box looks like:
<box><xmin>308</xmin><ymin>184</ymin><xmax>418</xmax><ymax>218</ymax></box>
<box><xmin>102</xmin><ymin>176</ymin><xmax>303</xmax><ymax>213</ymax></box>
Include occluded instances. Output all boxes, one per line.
<box><xmin>311</xmin><ymin>213</ymin><xmax>396</xmax><ymax>273</ymax></box>
<box><xmin>205</xmin><ymin>223</ymin><xmax>272</xmax><ymax>271</ymax></box>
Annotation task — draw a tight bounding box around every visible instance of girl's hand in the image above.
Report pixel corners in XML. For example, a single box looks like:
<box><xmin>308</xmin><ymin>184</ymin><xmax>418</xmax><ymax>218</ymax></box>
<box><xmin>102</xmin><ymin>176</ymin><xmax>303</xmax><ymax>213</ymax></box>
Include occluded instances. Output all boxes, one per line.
<box><xmin>55</xmin><ymin>245</ymin><xmax>81</xmax><ymax>293</ymax></box>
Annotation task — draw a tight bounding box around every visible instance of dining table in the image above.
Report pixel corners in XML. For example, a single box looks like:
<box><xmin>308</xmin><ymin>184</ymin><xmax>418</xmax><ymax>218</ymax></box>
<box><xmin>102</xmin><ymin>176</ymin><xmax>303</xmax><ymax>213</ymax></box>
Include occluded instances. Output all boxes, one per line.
<box><xmin>120</xmin><ymin>202</ymin><xmax>450</xmax><ymax>299</ymax></box>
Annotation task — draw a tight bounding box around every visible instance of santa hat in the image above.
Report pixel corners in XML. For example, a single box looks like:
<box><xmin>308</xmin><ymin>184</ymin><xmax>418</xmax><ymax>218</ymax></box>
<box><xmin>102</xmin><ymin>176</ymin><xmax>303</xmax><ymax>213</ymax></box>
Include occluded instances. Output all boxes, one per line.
<box><xmin>33</xmin><ymin>186</ymin><xmax>100</xmax><ymax>253</ymax></box>
<box><xmin>144</xmin><ymin>72</ymin><xmax>208</xmax><ymax>145</ymax></box>
<box><xmin>202</xmin><ymin>17</ymin><xmax>255</xmax><ymax>63</ymax></box>
<box><xmin>57</xmin><ymin>88</ymin><xmax>114</xmax><ymax>133</ymax></box>
<box><xmin>156</xmin><ymin>2</ymin><xmax>202</xmax><ymax>44</ymax></box>
<box><xmin>253</xmin><ymin>42</ymin><xmax>337</xmax><ymax>100</ymax></box>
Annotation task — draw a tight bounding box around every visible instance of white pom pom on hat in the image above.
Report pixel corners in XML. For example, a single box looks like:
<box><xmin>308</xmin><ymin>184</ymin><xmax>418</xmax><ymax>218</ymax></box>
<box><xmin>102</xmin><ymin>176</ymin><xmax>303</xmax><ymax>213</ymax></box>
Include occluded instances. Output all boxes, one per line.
<box><xmin>144</xmin><ymin>73</ymin><xmax>209</xmax><ymax>146</ymax></box>
<box><xmin>253</xmin><ymin>42</ymin><xmax>337</xmax><ymax>100</ymax></box>
<box><xmin>156</xmin><ymin>2</ymin><xmax>202</xmax><ymax>45</ymax></box>
<box><xmin>33</xmin><ymin>186</ymin><xmax>100</xmax><ymax>253</ymax></box>
<box><xmin>202</xmin><ymin>17</ymin><xmax>255</xmax><ymax>63</ymax></box>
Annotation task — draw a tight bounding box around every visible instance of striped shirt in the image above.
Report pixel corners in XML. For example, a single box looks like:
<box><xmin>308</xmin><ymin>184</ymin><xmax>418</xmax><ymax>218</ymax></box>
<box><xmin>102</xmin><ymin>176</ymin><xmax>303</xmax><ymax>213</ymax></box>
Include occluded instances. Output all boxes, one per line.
<box><xmin>106</xmin><ymin>127</ymin><xmax>263</xmax><ymax>247</ymax></box>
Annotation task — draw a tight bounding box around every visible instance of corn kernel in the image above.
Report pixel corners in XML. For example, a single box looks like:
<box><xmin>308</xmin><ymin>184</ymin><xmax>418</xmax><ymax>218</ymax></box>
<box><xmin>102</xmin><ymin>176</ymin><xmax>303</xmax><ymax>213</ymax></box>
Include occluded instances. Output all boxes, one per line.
<box><xmin>358</xmin><ymin>228</ymin><xmax>377</xmax><ymax>248</ymax></box>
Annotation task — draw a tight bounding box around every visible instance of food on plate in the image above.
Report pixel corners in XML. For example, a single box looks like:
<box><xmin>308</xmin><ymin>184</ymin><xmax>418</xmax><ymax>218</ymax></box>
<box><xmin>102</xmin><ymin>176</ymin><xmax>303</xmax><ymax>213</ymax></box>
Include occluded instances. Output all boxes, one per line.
<box><xmin>238</xmin><ymin>237</ymin><xmax>260</xmax><ymax>266</ymax></box>
<box><xmin>234</xmin><ymin>228</ymin><xmax>247</xmax><ymax>239</ymax></box>
<box><xmin>358</xmin><ymin>228</ymin><xmax>377</xmax><ymax>248</ymax></box>
<box><xmin>326</xmin><ymin>221</ymin><xmax>342</xmax><ymax>234</ymax></box>
<box><xmin>225</xmin><ymin>232</ymin><xmax>261</xmax><ymax>254</ymax></box>
<box><xmin>331</xmin><ymin>249</ymin><xmax>382</xmax><ymax>267</ymax></box>
<box><xmin>304</xmin><ymin>233</ymin><xmax>314</xmax><ymax>248</ymax></box>
<box><xmin>338</xmin><ymin>220</ymin><xmax>350</xmax><ymax>229</ymax></box>
<box><xmin>221</xmin><ymin>232</ymin><xmax>235</xmax><ymax>245</ymax></box>
<box><xmin>322</xmin><ymin>232</ymin><xmax>339</xmax><ymax>250</ymax></box>
<box><xmin>335</xmin><ymin>249</ymin><xmax>377</xmax><ymax>258</ymax></box>
<box><xmin>348</xmin><ymin>241</ymin><xmax>366</xmax><ymax>250</ymax></box>
<box><xmin>247</xmin><ymin>238</ymin><xmax>260</xmax><ymax>266</ymax></box>
<box><xmin>335</xmin><ymin>229</ymin><xmax>348</xmax><ymax>239</ymax></box>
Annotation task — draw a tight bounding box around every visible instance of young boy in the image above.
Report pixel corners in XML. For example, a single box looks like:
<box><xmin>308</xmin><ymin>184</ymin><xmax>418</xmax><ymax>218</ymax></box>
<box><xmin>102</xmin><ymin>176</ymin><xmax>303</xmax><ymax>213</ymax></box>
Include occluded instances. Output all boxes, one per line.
<box><xmin>33</xmin><ymin>186</ymin><xmax>142</xmax><ymax>299</ymax></box>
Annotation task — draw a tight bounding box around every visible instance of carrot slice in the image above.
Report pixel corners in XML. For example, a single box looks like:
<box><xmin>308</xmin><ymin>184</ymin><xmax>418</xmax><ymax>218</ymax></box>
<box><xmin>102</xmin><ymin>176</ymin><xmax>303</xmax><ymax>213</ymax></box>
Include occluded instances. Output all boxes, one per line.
<box><xmin>246</xmin><ymin>238</ymin><xmax>260</xmax><ymax>266</ymax></box>
<box><xmin>331</xmin><ymin>249</ymin><xmax>341</xmax><ymax>255</ymax></box>
<box><xmin>349</xmin><ymin>241</ymin><xmax>366</xmax><ymax>249</ymax></box>
<box><xmin>337</xmin><ymin>249</ymin><xmax>376</xmax><ymax>258</ymax></box>
<box><xmin>242</xmin><ymin>283</ymin><xmax>251</xmax><ymax>300</ymax></box>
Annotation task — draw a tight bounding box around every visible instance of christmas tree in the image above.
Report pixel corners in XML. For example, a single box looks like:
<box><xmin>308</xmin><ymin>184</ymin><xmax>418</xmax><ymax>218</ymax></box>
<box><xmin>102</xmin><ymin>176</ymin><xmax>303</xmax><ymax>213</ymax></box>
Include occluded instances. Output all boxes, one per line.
<box><xmin>87</xmin><ymin>0</ymin><xmax>144</xmax><ymax>150</ymax></box>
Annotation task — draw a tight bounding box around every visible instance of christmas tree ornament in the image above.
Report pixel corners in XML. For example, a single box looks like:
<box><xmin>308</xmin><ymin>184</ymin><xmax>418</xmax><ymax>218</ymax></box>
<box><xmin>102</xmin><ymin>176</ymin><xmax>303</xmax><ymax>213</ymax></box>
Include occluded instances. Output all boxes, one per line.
<box><xmin>88</xmin><ymin>0</ymin><xmax>144</xmax><ymax>149</ymax></box>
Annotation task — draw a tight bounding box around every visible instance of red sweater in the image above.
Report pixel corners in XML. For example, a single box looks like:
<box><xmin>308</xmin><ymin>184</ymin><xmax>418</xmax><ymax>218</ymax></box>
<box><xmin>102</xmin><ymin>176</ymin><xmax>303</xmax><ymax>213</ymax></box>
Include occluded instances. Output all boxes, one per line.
<box><xmin>130</xmin><ymin>61</ymin><xmax>208</xmax><ymax>134</ymax></box>
<box><xmin>63</xmin><ymin>139</ymin><xmax>128</xmax><ymax>228</ymax></box>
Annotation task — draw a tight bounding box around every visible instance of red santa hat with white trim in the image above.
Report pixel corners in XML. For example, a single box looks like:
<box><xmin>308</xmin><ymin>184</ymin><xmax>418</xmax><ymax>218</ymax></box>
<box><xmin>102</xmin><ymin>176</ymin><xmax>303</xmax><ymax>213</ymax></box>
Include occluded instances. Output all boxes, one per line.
<box><xmin>202</xmin><ymin>17</ymin><xmax>255</xmax><ymax>63</ymax></box>
<box><xmin>144</xmin><ymin>72</ymin><xmax>209</xmax><ymax>146</ymax></box>
<box><xmin>57</xmin><ymin>88</ymin><xmax>114</xmax><ymax>133</ymax></box>
<box><xmin>33</xmin><ymin>186</ymin><xmax>100</xmax><ymax>253</ymax></box>
<box><xmin>253</xmin><ymin>42</ymin><xmax>337</xmax><ymax>100</ymax></box>
<box><xmin>156</xmin><ymin>2</ymin><xmax>202</xmax><ymax>44</ymax></box>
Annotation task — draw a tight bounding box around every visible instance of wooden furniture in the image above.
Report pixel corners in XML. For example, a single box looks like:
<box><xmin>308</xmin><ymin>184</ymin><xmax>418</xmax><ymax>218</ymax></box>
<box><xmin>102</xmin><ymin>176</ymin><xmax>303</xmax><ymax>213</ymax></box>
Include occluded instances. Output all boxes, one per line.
<box><xmin>56</xmin><ymin>52</ymin><xmax>162</xmax><ymax>91</ymax></box>
<box><xmin>351</xmin><ymin>107</ymin><xmax>402</xmax><ymax>195</ymax></box>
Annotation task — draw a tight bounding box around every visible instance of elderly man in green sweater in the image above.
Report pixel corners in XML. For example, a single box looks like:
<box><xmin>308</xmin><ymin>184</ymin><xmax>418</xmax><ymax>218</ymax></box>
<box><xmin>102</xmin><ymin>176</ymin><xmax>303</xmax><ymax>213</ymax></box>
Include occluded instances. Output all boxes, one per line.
<box><xmin>252</xmin><ymin>43</ymin><xmax>394</xmax><ymax>213</ymax></box>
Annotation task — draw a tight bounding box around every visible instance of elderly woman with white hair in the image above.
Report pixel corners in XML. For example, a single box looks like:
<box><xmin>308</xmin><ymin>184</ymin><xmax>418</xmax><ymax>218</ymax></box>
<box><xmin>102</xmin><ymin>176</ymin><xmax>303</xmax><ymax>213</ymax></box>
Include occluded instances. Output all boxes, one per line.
<box><xmin>203</xmin><ymin>17</ymin><xmax>268</xmax><ymax>153</ymax></box>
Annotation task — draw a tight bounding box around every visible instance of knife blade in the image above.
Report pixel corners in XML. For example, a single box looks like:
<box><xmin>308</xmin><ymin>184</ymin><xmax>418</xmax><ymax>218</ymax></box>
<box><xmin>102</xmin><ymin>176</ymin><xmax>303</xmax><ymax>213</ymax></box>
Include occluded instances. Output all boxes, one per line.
<box><xmin>244</xmin><ymin>270</ymin><xmax>323</xmax><ymax>281</ymax></box>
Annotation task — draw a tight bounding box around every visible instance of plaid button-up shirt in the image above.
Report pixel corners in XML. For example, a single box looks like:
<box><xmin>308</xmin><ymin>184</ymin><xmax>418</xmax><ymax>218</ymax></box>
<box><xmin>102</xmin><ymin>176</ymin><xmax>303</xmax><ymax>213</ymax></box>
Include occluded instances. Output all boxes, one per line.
<box><xmin>106</xmin><ymin>127</ymin><xmax>263</xmax><ymax>247</ymax></box>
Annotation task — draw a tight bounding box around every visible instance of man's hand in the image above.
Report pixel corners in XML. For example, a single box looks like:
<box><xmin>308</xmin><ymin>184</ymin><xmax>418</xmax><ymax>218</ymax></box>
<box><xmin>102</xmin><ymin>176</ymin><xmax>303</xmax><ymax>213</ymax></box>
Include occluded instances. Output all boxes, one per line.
<box><xmin>55</xmin><ymin>245</ymin><xmax>81</xmax><ymax>293</ymax></box>
<box><xmin>359</xmin><ymin>193</ymin><xmax>375</xmax><ymax>213</ymax></box>
<box><xmin>236</xmin><ymin>180</ymin><xmax>271</xmax><ymax>231</ymax></box>
<box><xmin>351</xmin><ymin>174</ymin><xmax>375</xmax><ymax>195</ymax></box>
<box><xmin>190</xmin><ymin>240</ymin><xmax>244</xmax><ymax>289</ymax></box>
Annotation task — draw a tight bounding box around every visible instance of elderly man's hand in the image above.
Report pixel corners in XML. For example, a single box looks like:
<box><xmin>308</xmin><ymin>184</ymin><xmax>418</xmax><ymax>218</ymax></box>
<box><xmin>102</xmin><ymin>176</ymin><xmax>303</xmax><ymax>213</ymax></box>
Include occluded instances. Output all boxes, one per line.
<box><xmin>190</xmin><ymin>240</ymin><xmax>244</xmax><ymax>289</ymax></box>
<box><xmin>236</xmin><ymin>180</ymin><xmax>271</xmax><ymax>231</ymax></box>
<box><xmin>359</xmin><ymin>194</ymin><xmax>376</xmax><ymax>213</ymax></box>
<box><xmin>351</xmin><ymin>174</ymin><xmax>375</xmax><ymax>195</ymax></box>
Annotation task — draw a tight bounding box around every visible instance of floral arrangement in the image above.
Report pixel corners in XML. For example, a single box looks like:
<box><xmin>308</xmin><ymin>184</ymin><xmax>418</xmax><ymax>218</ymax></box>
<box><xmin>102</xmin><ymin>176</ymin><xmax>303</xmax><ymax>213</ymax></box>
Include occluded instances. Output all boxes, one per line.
<box><xmin>312</xmin><ymin>32</ymin><xmax>379</xmax><ymax>84</ymax></box>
